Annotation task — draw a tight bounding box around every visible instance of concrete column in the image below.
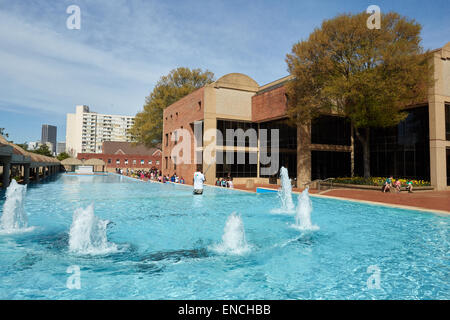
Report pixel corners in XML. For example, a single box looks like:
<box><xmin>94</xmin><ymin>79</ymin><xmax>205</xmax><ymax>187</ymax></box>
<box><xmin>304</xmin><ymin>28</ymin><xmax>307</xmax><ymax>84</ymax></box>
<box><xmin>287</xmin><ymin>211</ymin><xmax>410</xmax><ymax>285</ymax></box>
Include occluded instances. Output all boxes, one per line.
<box><xmin>24</xmin><ymin>163</ymin><xmax>30</xmax><ymax>184</ymax></box>
<box><xmin>2</xmin><ymin>159</ymin><xmax>11</xmax><ymax>188</ymax></box>
<box><xmin>35</xmin><ymin>167</ymin><xmax>40</xmax><ymax>181</ymax></box>
<box><xmin>203</xmin><ymin>86</ymin><xmax>217</xmax><ymax>184</ymax></box>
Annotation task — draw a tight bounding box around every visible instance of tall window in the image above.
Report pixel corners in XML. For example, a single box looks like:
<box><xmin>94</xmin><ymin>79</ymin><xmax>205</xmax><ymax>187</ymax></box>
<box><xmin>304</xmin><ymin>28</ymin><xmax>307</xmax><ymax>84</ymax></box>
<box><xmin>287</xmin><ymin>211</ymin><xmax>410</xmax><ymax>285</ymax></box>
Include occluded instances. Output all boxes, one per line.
<box><xmin>173</xmin><ymin>156</ymin><xmax>177</xmax><ymax>170</ymax></box>
<box><xmin>217</xmin><ymin>120</ymin><xmax>258</xmax><ymax>147</ymax></box>
<box><xmin>354</xmin><ymin>106</ymin><xmax>430</xmax><ymax>180</ymax></box>
<box><xmin>311</xmin><ymin>115</ymin><xmax>351</xmax><ymax>146</ymax></box>
<box><xmin>447</xmin><ymin>148</ymin><xmax>450</xmax><ymax>186</ymax></box>
<box><xmin>216</xmin><ymin>151</ymin><xmax>257</xmax><ymax>178</ymax></box>
<box><xmin>165</xmin><ymin>133</ymin><xmax>169</xmax><ymax>146</ymax></box>
<box><xmin>445</xmin><ymin>103</ymin><xmax>450</xmax><ymax>141</ymax></box>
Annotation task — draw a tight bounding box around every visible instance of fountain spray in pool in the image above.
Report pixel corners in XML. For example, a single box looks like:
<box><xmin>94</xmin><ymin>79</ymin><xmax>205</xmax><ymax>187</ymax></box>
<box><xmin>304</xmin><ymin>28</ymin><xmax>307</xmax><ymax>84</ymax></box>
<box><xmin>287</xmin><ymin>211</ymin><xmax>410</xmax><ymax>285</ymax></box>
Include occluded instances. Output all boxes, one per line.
<box><xmin>68</xmin><ymin>204</ymin><xmax>118</xmax><ymax>255</ymax></box>
<box><xmin>0</xmin><ymin>180</ymin><xmax>33</xmax><ymax>234</ymax></box>
<box><xmin>293</xmin><ymin>188</ymin><xmax>319</xmax><ymax>231</ymax></box>
<box><xmin>212</xmin><ymin>212</ymin><xmax>250</xmax><ymax>255</ymax></box>
<box><xmin>271</xmin><ymin>166</ymin><xmax>295</xmax><ymax>214</ymax></box>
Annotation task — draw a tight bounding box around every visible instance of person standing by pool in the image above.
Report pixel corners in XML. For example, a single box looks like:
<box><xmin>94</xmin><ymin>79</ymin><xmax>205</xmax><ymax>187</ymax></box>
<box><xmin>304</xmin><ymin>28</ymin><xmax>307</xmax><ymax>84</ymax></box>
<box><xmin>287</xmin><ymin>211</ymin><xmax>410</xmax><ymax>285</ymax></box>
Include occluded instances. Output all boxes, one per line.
<box><xmin>193</xmin><ymin>168</ymin><xmax>205</xmax><ymax>195</ymax></box>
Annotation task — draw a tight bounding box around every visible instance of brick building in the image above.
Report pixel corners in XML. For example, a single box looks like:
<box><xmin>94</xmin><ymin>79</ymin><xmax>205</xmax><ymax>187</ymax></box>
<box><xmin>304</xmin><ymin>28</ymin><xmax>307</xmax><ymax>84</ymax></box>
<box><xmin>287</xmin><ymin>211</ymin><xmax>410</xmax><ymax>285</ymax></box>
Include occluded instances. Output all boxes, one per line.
<box><xmin>163</xmin><ymin>42</ymin><xmax>450</xmax><ymax>190</ymax></box>
<box><xmin>78</xmin><ymin>141</ymin><xmax>161</xmax><ymax>172</ymax></box>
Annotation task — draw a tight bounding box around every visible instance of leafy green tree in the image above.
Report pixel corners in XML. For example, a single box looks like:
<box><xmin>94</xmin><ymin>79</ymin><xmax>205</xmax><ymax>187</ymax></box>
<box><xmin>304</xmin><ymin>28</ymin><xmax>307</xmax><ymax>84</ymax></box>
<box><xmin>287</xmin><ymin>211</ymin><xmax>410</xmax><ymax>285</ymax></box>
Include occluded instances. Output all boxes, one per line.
<box><xmin>286</xmin><ymin>12</ymin><xmax>431</xmax><ymax>178</ymax></box>
<box><xmin>16</xmin><ymin>143</ymin><xmax>28</xmax><ymax>150</ymax></box>
<box><xmin>57</xmin><ymin>152</ymin><xmax>70</xmax><ymax>161</ymax></box>
<box><xmin>130</xmin><ymin>67</ymin><xmax>215</xmax><ymax>147</ymax></box>
<box><xmin>32</xmin><ymin>144</ymin><xmax>53</xmax><ymax>157</ymax></box>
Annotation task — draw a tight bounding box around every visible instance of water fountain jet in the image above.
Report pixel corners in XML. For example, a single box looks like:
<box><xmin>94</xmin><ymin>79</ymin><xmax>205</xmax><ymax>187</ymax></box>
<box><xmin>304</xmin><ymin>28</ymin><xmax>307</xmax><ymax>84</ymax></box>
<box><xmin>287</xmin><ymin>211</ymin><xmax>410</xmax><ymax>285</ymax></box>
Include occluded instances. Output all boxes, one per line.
<box><xmin>292</xmin><ymin>188</ymin><xmax>319</xmax><ymax>231</ymax></box>
<box><xmin>68</xmin><ymin>204</ymin><xmax>118</xmax><ymax>255</ymax></box>
<box><xmin>271</xmin><ymin>166</ymin><xmax>295</xmax><ymax>214</ymax></box>
<box><xmin>212</xmin><ymin>212</ymin><xmax>250</xmax><ymax>255</ymax></box>
<box><xmin>0</xmin><ymin>180</ymin><xmax>33</xmax><ymax>234</ymax></box>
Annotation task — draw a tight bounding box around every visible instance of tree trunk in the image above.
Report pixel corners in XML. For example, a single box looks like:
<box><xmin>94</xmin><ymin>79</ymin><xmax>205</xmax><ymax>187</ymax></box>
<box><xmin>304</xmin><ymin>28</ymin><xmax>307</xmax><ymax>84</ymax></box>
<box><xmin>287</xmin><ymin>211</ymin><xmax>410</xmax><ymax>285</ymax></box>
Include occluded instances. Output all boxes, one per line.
<box><xmin>354</xmin><ymin>127</ymin><xmax>371</xmax><ymax>178</ymax></box>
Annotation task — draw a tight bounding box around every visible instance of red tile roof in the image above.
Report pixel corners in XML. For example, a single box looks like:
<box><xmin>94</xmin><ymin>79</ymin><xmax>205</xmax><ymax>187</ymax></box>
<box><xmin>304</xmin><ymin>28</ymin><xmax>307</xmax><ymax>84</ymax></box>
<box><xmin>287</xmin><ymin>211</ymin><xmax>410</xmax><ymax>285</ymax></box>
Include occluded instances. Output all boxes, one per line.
<box><xmin>102</xmin><ymin>141</ymin><xmax>161</xmax><ymax>156</ymax></box>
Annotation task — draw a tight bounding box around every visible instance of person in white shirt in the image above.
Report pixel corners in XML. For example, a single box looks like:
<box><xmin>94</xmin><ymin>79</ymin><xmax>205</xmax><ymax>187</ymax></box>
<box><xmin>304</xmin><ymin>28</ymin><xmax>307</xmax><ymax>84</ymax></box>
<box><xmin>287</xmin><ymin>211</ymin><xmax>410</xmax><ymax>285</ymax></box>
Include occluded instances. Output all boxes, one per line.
<box><xmin>193</xmin><ymin>169</ymin><xmax>205</xmax><ymax>195</ymax></box>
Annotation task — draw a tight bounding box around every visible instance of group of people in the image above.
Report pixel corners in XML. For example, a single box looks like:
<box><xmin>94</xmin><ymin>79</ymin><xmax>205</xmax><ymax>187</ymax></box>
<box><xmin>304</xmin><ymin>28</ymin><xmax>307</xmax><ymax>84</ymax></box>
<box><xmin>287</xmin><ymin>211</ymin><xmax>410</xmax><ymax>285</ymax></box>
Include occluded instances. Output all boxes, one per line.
<box><xmin>115</xmin><ymin>168</ymin><xmax>185</xmax><ymax>184</ymax></box>
<box><xmin>382</xmin><ymin>176</ymin><xmax>413</xmax><ymax>193</ymax></box>
<box><xmin>215</xmin><ymin>177</ymin><xmax>234</xmax><ymax>189</ymax></box>
<box><xmin>161</xmin><ymin>173</ymin><xmax>185</xmax><ymax>184</ymax></box>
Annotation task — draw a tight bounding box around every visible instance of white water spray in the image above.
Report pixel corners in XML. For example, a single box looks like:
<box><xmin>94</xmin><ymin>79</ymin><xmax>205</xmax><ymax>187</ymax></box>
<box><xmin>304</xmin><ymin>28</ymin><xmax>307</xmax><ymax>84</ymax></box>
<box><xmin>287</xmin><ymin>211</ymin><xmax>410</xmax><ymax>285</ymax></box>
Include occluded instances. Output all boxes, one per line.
<box><xmin>212</xmin><ymin>212</ymin><xmax>250</xmax><ymax>255</ymax></box>
<box><xmin>68</xmin><ymin>204</ymin><xmax>118</xmax><ymax>255</ymax></box>
<box><xmin>271</xmin><ymin>167</ymin><xmax>295</xmax><ymax>214</ymax></box>
<box><xmin>293</xmin><ymin>188</ymin><xmax>319</xmax><ymax>231</ymax></box>
<box><xmin>0</xmin><ymin>180</ymin><xmax>33</xmax><ymax>234</ymax></box>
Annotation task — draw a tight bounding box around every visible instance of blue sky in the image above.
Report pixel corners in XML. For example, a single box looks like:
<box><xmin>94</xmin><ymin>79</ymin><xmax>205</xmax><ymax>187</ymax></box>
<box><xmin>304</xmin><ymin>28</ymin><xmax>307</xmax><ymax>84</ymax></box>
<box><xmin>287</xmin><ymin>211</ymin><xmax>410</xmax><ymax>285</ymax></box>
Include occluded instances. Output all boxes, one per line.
<box><xmin>0</xmin><ymin>0</ymin><xmax>448</xmax><ymax>144</ymax></box>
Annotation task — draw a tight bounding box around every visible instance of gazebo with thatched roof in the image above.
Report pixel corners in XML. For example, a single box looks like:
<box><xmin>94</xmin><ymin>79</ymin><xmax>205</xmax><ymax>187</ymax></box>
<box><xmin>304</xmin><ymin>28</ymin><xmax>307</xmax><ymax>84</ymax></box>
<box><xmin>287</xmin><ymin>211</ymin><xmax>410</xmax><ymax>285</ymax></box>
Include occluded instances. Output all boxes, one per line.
<box><xmin>0</xmin><ymin>135</ymin><xmax>61</xmax><ymax>188</ymax></box>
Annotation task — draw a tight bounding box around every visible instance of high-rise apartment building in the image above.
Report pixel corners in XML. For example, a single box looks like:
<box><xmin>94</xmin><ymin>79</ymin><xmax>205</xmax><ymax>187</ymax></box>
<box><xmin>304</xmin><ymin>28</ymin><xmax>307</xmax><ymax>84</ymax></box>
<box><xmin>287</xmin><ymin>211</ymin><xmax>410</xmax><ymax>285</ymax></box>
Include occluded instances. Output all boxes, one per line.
<box><xmin>66</xmin><ymin>105</ymin><xmax>135</xmax><ymax>156</ymax></box>
<box><xmin>41</xmin><ymin>124</ymin><xmax>57</xmax><ymax>154</ymax></box>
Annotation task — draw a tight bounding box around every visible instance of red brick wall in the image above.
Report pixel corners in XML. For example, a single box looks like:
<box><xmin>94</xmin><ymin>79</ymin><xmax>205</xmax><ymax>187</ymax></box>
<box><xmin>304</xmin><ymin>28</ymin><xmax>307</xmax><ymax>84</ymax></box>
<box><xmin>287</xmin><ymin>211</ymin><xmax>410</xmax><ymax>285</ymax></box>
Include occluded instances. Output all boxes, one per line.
<box><xmin>77</xmin><ymin>153</ymin><xmax>161</xmax><ymax>171</ymax></box>
<box><xmin>162</xmin><ymin>87</ymin><xmax>205</xmax><ymax>184</ymax></box>
<box><xmin>252</xmin><ymin>85</ymin><xmax>288</xmax><ymax>122</ymax></box>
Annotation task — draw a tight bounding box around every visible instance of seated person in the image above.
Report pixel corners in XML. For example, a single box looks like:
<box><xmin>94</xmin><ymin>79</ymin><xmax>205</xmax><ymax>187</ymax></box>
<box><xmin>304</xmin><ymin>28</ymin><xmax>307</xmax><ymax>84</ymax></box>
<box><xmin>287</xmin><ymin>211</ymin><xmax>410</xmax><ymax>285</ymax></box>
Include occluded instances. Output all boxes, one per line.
<box><xmin>180</xmin><ymin>177</ymin><xmax>185</xmax><ymax>184</ymax></box>
<box><xmin>406</xmin><ymin>180</ymin><xmax>413</xmax><ymax>193</ymax></box>
<box><xmin>216</xmin><ymin>178</ymin><xmax>222</xmax><ymax>186</ymax></box>
<box><xmin>394</xmin><ymin>179</ymin><xmax>402</xmax><ymax>192</ymax></box>
<box><xmin>221</xmin><ymin>179</ymin><xmax>227</xmax><ymax>187</ymax></box>
<box><xmin>227</xmin><ymin>178</ymin><xmax>233</xmax><ymax>189</ymax></box>
<box><xmin>382</xmin><ymin>176</ymin><xmax>393</xmax><ymax>193</ymax></box>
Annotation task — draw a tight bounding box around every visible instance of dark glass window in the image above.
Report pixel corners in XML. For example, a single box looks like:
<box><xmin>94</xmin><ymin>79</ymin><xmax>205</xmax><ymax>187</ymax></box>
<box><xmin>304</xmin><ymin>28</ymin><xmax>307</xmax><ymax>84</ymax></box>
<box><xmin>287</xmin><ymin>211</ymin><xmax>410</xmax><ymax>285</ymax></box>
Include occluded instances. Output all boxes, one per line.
<box><xmin>260</xmin><ymin>119</ymin><xmax>297</xmax><ymax>149</ymax></box>
<box><xmin>354</xmin><ymin>106</ymin><xmax>430</xmax><ymax>180</ymax></box>
<box><xmin>446</xmin><ymin>104</ymin><xmax>450</xmax><ymax>141</ymax></box>
<box><xmin>311</xmin><ymin>115</ymin><xmax>351</xmax><ymax>146</ymax></box>
<box><xmin>259</xmin><ymin>119</ymin><xmax>297</xmax><ymax>178</ymax></box>
<box><xmin>216</xmin><ymin>120</ymin><xmax>258</xmax><ymax>147</ymax></box>
<box><xmin>447</xmin><ymin>148</ymin><xmax>450</xmax><ymax>186</ymax></box>
<box><xmin>216</xmin><ymin>151</ymin><xmax>257</xmax><ymax>178</ymax></box>
<box><xmin>311</xmin><ymin>151</ymin><xmax>351</xmax><ymax>180</ymax></box>
<box><xmin>259</xmin><ymin>151</ymin><xmax>297</xmax><ymax>178</ymax></box>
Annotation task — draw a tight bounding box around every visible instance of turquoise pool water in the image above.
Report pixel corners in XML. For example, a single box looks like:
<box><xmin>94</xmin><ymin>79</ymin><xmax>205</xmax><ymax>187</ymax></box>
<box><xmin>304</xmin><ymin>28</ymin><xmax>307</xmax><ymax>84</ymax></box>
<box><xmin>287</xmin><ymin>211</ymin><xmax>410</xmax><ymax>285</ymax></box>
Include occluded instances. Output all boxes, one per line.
<box><xmin>0</xmin><ymin>174</ymin><xmax>448</xmax><ymax>299</ymax></box>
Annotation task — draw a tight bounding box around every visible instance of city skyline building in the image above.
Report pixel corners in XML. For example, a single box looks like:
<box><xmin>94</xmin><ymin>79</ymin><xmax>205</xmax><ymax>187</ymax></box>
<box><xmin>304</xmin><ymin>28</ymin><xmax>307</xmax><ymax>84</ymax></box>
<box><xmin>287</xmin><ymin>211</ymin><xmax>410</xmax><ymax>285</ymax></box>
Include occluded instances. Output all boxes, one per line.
<box><xmin>41</xmin><ymin>124</ymin><xmax>57</xmax><ymax>154</ymax></box>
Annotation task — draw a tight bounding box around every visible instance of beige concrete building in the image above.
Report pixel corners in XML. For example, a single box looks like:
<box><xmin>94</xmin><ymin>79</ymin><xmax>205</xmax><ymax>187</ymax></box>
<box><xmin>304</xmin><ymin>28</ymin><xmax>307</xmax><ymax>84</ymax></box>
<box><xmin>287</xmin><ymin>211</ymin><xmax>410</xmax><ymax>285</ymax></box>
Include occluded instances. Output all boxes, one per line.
<box><xmin>66</xmin><ymin>105</ymin><xmax>135</xmax><ymax>156</ymax></box>
<box><xmin>428</xmin><ymin>42</ymin><xmax>450</xmax><ymax>190</ymax></box>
